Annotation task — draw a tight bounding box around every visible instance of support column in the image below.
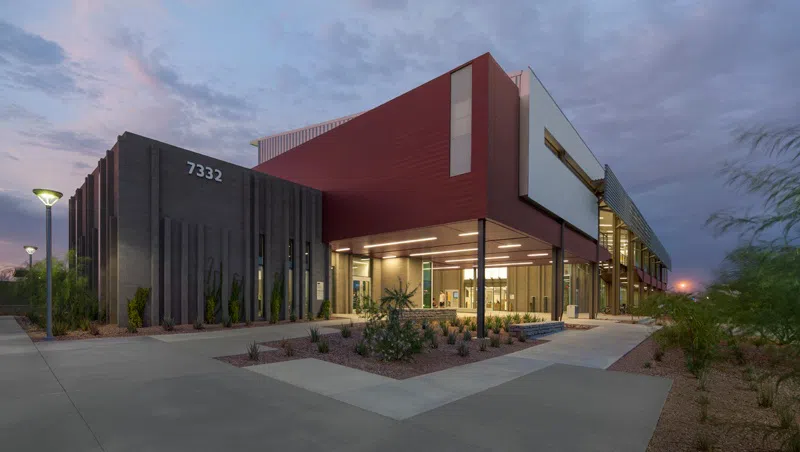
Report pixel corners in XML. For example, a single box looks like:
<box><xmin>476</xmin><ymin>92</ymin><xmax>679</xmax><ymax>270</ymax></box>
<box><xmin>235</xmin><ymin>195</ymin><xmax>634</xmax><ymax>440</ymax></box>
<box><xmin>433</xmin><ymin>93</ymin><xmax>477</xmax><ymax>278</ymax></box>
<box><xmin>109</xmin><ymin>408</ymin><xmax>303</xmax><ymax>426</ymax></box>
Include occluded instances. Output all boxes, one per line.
<box><xmin>611</xmin><ymin>213</ymin><xmax>621</xmax><ymax>315</ymax></box>
<box><xmin>196</xmin><ymin>225</ymin><xmax>205</xmax><ymax>324</ymax></box>
<box><xmin>149</xmin><ymin>146</ymin><xmax>161</xmax><ymax>327</ymax></box>
<box><xmin>180</xmin><ymin>221</ymin><xmax>188</xmax><ymax>325</ymax></box>
<box><xmin>590</xmin><ymin>262</ymin><xmax>598</xmax><ymax>319</ymax></box>
<box><xmin>551</xmin><ymin>221</ymin><xmax>565</xmax><ymax>321</ymax></box>
<box><xmin>627</xmin><ymin>233</ymin><xmax>635</xmax><ymax>310</ymax></box>
<box><xmin>476</xmin><ymin>219</ymin><xmax>486</xmax><ymax>339</ymax></box>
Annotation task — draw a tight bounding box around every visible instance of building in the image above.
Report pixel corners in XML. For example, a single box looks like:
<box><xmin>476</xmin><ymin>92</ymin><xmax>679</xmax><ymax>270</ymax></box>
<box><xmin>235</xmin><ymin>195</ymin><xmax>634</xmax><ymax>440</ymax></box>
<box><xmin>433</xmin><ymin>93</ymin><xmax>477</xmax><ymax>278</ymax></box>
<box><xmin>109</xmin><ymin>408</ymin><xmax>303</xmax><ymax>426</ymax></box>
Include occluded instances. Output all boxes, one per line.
<box><xmin>69</xmin><ymin>52</ymin><xmax>669</xmax><ymax>327</ymax></box>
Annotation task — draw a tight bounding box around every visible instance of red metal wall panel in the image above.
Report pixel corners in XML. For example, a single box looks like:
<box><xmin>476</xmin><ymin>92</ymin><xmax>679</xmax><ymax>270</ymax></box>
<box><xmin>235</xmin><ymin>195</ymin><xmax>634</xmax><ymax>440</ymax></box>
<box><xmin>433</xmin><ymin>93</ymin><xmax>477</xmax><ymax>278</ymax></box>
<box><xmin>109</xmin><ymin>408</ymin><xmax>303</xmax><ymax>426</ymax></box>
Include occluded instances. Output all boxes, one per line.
<box><xmin>484</xmin><ymin>55</ymin><xmax>562</xmax><ymax>247</ymax></box>
<box><xmin>254</xmin><ymin>55</ymin><xmax>492</xmax><ymax>243</ymax></box>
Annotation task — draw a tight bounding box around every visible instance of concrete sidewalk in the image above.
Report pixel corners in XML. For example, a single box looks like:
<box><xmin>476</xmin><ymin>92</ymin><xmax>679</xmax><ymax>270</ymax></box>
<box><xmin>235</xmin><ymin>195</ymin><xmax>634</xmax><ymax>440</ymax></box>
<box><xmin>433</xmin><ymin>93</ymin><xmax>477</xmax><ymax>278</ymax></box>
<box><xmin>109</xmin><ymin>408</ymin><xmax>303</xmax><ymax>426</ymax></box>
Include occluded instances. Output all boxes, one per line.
<box><xmin>1</xmin><ymin>316</ymin><xmax>670</xmax><ymax>452</ymax></box>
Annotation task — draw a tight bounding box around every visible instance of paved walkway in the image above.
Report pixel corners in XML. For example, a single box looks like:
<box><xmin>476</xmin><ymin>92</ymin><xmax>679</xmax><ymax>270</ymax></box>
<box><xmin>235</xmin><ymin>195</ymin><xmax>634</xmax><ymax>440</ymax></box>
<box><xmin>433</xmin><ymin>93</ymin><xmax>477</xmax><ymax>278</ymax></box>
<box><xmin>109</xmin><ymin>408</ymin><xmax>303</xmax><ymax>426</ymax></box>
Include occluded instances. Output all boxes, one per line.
<box><xmin>0</xmin><ymin>316</ymin><xmax>670</xmax><ymax>452</ymax></box>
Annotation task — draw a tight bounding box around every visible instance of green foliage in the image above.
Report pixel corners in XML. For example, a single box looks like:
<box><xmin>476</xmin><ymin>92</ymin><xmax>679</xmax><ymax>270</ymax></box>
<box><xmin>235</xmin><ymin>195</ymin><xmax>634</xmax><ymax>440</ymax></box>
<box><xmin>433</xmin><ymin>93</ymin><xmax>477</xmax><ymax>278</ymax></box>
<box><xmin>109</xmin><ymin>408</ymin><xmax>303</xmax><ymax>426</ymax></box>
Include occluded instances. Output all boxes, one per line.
<box><xmin>229</xmin><ymin>276</ymin><xmax>242</xmax><ymax>324</ymax></box>
<box><xmin>26</xmin><ymin>310</ymin><xmax>41</xmax><ymax>328</ymax></box>
<box><xmin>162</xmin><ymin>316</ymin><xmax>175</xmax><ymax>331</ymax></box>
<box><xmin>441</xmin><ymin>321</ymin><xmax>449</xmax><ymax>336</ymax></box>
<box><xmin>479</xmin><ymin>338</ymin><xmax>488</xmax><ymax>352</ymax></box>
<box><xmin>458</xmin><ymin>323</ymin><xmax>464</xmax><ymax>333</ymax></box>
<box><xmin>518</xmin><ymin>333</ymin><xmax>527</xmax><ymax>343</ymax></box>
<box><xmin>462</xmin><ymin>330</ymin><xmax>472</xmax><ymax>342</ymax></box>
<box><xmin>318</xmin><ymin>299</ymin><xmax>331</xmax><ymax>320</ymax></box>
<box><xmin>15</xmin><ymin>250</ymin><xmax>98</xmax><ymax>329</ymax></box>
<box><xmin>247</xmin><ymin>340</ymin><xmax>260</xmax><ymax>361</ymax></box>
<box><xmin>353</xmin><ymin>293</ymin><xmax>379</xmax><ymax>317</ymax></box>
<box><xmin>492</xmin><ymin>325</ymin><xmax>500</xmax><ymax>335</ymax></box>
<box><xmin>193</xmin><ymin>317</ymin><xmax>204</xmax><ymax>330</ymax></box>
<box><xmin>355</xmin><ymin>279</ymin><xmax>424</xmax><ymax>361</ymax></box>
<box><xmin>126</xmin><ymin>323</ymin><xmax>137</xmax><ymax>333</ymax></box>
<box><xmin>421</xmin><ymin>319</ymin><xmax>430</xmax><ymax>330</ymax></box>
<box><xmin>758</xmin><ymin>381</ymin><xmax>776</xmax><ymax>407</ymax></box>
<box><xmin>639</xmin><ymin>291</ymin><xmax>722</xmax><ymax>376</ymax></box>
<box><xmin>127</xmin><ymin>287</ymin><xmax>150</xmax><ymax>329</ymax></box>
<box><xmin>457</xmin><ymin>341</ymin><xmax>470</xmax><ymax>357</ymax></box>
<box><xmin>447</xmin><ymin>331</ymin><xmax>457</xmax><ymax>345</ymax></box>
<box><xmin>523</xmin><ymin>313</ymin><xmax>533</xmax><ymax>323</ymax></box>
<box><xmin>643</xmin><ymin>361</ymin><xmax>652</xmax><ymax>369</ymax></box>
<box><xmin>429</xmin><ymin>332</ymin><xmax>439</xmax><ymax>349</ymax></box>
<box><xmin>422</xmin><ymin>326</ymin><xmax>435</xmax><ymax>343</ymax></box>
<box><xmin>379</xmin><ymin>277</ymin><xmax>417</xmax><ymax>312</ymax></box>
<box><xmin>340</xmin><ymin>323</ymin><xmax>352</xmax><ymax>338</ymax></box>
<box><xmin>79</xmin><ymin>318</ymin><xmax>91</xmax><ymax>332</ymax></box>
<box><xmin>309</xmin><ymin>327</ymin><xmax>320</xmax><ymax>343</ymax></box>
<box><xmin>506</xmin><ymin>334</ymin><xmax>514</xmax><ymax>345</ymax></box>
<box><xmin>52</xmin><ymin>320</ymin><xmax>69</xmax><ymax>336</ymax></box>
<box><xmin>512</xmin><ymin>313</ymin><xmax>521</xmax><ymax>324</ymax></box>
<box><xmin>204</xmin><ymin>259</ymin><xmax>223</xmax><ymax>325</ymax></box>
<box><xmin>490</xmin><ymin>334</ymin><xmax>500</xmax><ymax>348</ymax></box>
<box><xmin>270</xmin><ymin>272</ymin><xmax>282</xmax><ymax>323</ymax></box>
<box><xmin>317</xmin><ymin>337</ymin><xmax>330</xmax><ymax>353</ymax></box>
<box><xmin>354</xmin><ymin>340</ymin><xmax>369</xmax><ymax>356</ymax></box>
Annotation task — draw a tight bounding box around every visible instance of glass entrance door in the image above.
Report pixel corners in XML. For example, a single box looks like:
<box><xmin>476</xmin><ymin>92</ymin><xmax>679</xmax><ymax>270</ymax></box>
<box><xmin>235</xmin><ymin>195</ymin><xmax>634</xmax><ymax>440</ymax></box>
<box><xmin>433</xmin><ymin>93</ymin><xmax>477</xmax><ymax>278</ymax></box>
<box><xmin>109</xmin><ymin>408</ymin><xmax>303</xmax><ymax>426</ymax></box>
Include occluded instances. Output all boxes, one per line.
<box><xmin>352</xmin><ymin>277</ymin><xmax>371</xmax><ymax>310</ymax></box>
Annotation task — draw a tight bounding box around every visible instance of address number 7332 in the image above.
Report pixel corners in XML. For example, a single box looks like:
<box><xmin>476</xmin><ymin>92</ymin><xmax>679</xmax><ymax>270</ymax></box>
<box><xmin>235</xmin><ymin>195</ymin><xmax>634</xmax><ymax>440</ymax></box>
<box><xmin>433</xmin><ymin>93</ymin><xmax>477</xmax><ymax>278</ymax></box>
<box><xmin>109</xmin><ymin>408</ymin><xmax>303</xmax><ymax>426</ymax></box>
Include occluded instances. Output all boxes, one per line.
<box><xmin>186</xmin><ymin>161</ymin><xmax>222</xmax><ymax>182</ymax></box>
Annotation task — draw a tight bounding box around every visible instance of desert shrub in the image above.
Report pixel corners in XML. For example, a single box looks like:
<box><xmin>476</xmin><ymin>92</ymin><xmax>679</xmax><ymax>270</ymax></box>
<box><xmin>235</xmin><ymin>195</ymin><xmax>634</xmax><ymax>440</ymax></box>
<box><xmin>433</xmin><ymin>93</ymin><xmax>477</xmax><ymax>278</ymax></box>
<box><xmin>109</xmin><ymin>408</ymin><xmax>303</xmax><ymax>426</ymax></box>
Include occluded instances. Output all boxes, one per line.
<box><xmin>522</xmin><ymin>313</ymin><xmax>533</xmax><ymax>323</ymax></box>
<box><xmin>653</xmin><ymin>347</ymin><xmax>665</xmax><ymax>362</ymax></box>
<box><xmin>422</xmin><ymin>326</ymin><xmax>435</xmax><ymax>342</ymax></box>
<box><xmin>421</xmin><ymin>319</ymin><xmax>430</xmax><ymax>330</ymax></box>
<box><xmin>776</xmin><ymin>404</ymin><xmax>796</xmax><ymax>430</ymax></box>
<box><xmin>204</xmin><ymin>259</ymin><xmax>223</xmax><ymax>325</ymax></box>
<box><xmin>462</xmin><ymin>330</ymin><xmax>472</xmax><ymax>342</ymax></box>
<box><xmin>457</xmin><ymin>341</ymin><xmax>470</xmax><ymax>357</ymax></box>
<box><xmin>354</xmin><ymin>340</ymin><xmax>369</xmax><ymax>356</ymax></box>
<box><xmin>52</xmin><ymin>320</ymin><xmax>69</xmax><ymax>336</ymax></box>
<box><xmin>353</xmin><ymin>293</ymin><xmax>379</xmax><ymax>318</ymax></box>
<box><xmin>429</xmin><ymin>333</ymin><xmax>439</xmax><ymax>349</ymax></box>
<box><xmin>78</xmin><ymin>318</ymin><xmax>91</xmax><ymax>332</ymax></box>
<box><xmin>284</xmin><ymin>341</ymin><xmax>295</xmax><ymax>357</ymax></box>
<box><xmin>479</xmin><ymin>338</ymin><xmax>488</xmax><ymax>352</ymax></box>
<box><xmin>222</xmin><ymin>316</ymin><xmax>232</xmax><ymax>328</ymax></box>
<box><xmin>695</xmin><ymin>431</ymin><xmax>715</xmax><ymax>451</ymax></box>
<box><xmin>441</xmin><ymin>321</ymin><xmax>449</xmax><ymax>336</ymax></box>
<box><xmin>490</xmin><ymin>334</ymin><xmax>501</xmax><ymax>348</ymax></box>
<box><xmin>247</xmin><ymin>340</ymin><xmax>260</xmax><ymax>361</ymax></box>
<box><xmin>126</xmin><ymin>287</ymin><xmax>150</xmax><ymax>330</ymax></box>
<box><xmin>358</xmin><ymin>279</ymin><xmax>424</xmax><ymax>361</ymax></box>
<box><xmin>26</xmin><ymin>310</ymin><xmax>41</xmax><ymax>328</ymax></box>
<box><xmin>229</xmin><ymin>276</ymin><xmax>242</xmax><ymax>324</ymax></box>
<box><xmin>493</xmin><ymin>325</ymin><xmax>501</xmax><ymax>335</ymax></box>
<box><xmin>88</xmin><ymin>321</ymin><xmax>100</xmax><ymax>336</ymax></box>
<box><xmin>126</xmin><ymin>323</ymin><xmax>137</xmax><ymax>333</ymax></box>
<box><xmin>518</xmin><ymin>333</ymin><xmax>527</xmax><ymax>343</ymax></box>
<box><xmin>512</xmin><ymin>313</ymin><xmax>521</xmax><ymax>324</ymax></box>
<box><xmin>193</xmin><ymin>317</ymin><xmax>204</xmax><ymax>330</ymax></box>
<box><xmin>162</xmin><ymin>316</ymin><xmax>175</xmax><ymax>331</ymax></box>
<box><xmin>340</xmin><ymin>323</ymin><xmax>352</xmax><ymax>338</ymax></box>
<box><xmin>639</xmin><ymin>291</ymin><xmax>722</xmax><ymax>376</ymax></box>
<box><xmin>758</xmin><ymin>381</ymin><xmax>776</xmax><ymax>407</ymax></box>
<box><xmin>317</xmin><ymin>338</ymin><xmax>330</xmax><ymax>353</ymax></box>
<box><xmin>447</xmin><ymin>332</ymin><xmax>457</xmax><ymax>345</ymax></box>
<box><xmin>317</xmin><ymin>299</ymin><xmax>331</xmax><ymax>320</ymax></box>
<box><xmin>643</xmin><ymin>361</ymin><xmax>652</xmax><ymax>369</ymax></box>
<box><xmin>309</xmin><ymin>327</ymin><xmax>320</xmax><ymax>343</ymax></box>
<box><xmin>458</xmin><ymin>323</ymin><xmax>465</xmax><ymax>333</ymax></box>
<box><xmin>506</xmin><ymin>334</ymin><xmax>514</xmax><ymax>345</ymax></box>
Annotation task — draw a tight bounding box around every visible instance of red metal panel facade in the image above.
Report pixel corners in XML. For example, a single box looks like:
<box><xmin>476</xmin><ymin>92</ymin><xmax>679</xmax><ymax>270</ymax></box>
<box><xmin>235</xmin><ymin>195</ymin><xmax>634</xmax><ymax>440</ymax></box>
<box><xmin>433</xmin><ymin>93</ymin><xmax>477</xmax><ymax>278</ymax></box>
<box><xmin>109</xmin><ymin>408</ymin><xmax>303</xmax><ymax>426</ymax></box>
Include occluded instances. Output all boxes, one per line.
<box><xmin>255</xmin><ymin>55</ymin><xmax>494</xmax><ymax>243</ymax></box>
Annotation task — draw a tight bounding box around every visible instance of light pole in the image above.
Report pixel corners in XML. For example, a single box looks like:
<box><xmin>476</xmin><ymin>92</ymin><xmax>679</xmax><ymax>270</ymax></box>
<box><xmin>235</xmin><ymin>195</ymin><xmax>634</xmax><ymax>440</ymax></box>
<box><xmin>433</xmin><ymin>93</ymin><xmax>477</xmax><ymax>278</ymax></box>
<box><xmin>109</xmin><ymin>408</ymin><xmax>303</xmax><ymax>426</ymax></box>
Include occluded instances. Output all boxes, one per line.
<box><xmin>33</xmin><ymin>189</ymin><xmax>63</xmax><ymax>341</ymax></box>
<box><xmin>23</xmin><ymin>245</ymin><xmax>38</xmax><ymax>269</ymax></box>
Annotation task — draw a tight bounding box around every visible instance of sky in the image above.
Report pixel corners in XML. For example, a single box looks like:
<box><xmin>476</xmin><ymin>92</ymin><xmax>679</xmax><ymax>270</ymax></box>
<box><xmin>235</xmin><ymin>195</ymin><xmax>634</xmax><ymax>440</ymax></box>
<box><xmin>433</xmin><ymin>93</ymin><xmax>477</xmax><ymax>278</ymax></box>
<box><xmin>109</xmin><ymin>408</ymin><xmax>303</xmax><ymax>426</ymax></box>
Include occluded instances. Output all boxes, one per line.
<box><xmin>1</xmin><ymin>0</ymin><xmax>798</xmax><ymax>288</ymax></box>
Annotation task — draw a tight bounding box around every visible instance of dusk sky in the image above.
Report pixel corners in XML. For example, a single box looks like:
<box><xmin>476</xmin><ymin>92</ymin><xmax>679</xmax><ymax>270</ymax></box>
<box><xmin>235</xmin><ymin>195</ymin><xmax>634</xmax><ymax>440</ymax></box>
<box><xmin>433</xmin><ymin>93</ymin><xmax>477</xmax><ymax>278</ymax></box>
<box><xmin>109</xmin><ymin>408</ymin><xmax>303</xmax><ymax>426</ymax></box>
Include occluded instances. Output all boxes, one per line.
<box><xmin>1</xmin><ymin>0</ymin><xmax>798</xmax><ymax>288</ymax></box>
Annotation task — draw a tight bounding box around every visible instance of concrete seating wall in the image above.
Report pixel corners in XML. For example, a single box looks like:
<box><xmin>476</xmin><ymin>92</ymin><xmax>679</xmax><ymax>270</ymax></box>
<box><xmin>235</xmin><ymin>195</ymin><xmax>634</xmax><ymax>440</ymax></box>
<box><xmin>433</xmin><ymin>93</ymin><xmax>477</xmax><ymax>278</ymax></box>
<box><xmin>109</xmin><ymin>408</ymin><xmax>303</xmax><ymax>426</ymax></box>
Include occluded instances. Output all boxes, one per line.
<box><xmin>509</xmin><ymin>321</ymin><xmax>565</xmax><ymax>338</ymax></box>
<box><xmin>400</xmin><ymin>308</ymin><xmax>458</xmax><ymax>324</ymax></box>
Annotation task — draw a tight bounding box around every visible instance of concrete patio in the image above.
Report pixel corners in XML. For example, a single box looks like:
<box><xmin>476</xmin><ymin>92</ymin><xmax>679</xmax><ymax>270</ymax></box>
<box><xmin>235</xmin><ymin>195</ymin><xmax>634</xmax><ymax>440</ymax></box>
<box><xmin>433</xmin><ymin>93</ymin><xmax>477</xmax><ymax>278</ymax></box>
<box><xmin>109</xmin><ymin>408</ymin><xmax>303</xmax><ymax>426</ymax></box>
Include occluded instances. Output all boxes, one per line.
<box><xmin>0</xmin><ymin>316</ymin><xmax>671</xmax><ymax>452</ymax></box>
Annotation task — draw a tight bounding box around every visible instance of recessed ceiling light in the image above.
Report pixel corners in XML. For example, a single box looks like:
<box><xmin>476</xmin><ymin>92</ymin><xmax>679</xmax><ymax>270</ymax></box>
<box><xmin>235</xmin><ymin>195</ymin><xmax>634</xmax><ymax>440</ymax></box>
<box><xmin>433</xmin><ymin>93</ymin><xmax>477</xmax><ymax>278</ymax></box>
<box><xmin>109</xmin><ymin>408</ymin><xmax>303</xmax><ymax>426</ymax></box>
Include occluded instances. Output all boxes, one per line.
<box><xmin>527</xmin><ymin>253</ymin><xmax>549</xmax><ymax>257</ymax></box>
<box><xmin>599</xmin><ymin>223</ymin><xmax>613</xmax><ymax>227</ymax></box>
<box><xmin>364</xmin><ymin>237</ymin><xmax>437</xmax><ymax>249</ymax></box>
<box><xmin>433</xmin><ymin>266</ymin><xmax>460</xmax><ymax>270</ymax></box>
<box><xmin>445</xmin><ymin>256</ymin><xmax>509</xmax><ymax>263</ymax></box>
<box><xmin>497</xmin><ymin>244</ymin><xmax>521</xmax><ymax>249</ymax></box>
<box><xmin>473</xmin><ymin>261</ymin><xmax>533</xmax><ymax>267</ymax></box>
<box><xmin>335</xmin><ymin>248</ymin><xmax>350</xmax><ymax>252</ymax></box>
<box><xmin>410</xmin><ymin>248</ymin><xmax>477</xmax><ymax>257</ymax></box>
<box><xmin>458</xmin><ymin>232</ymin><xmax>478</xmax><ymax>237</ymax></box>
<box><xmin>382</xmin><ymin>255</ymin><xmax>397</xmax><ymax>259</ymax></box>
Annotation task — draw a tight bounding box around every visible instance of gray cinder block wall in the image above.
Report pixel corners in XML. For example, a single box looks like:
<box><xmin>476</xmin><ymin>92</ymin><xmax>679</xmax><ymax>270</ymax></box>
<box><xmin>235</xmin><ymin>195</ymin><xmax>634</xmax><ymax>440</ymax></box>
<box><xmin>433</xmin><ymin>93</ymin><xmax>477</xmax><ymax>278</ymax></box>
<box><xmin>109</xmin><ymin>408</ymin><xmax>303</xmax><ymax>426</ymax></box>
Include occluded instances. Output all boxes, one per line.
<box><xmin>68</xmin><ymin>132</ymin><xmax>326</xmax><ymax>326</ymax></box>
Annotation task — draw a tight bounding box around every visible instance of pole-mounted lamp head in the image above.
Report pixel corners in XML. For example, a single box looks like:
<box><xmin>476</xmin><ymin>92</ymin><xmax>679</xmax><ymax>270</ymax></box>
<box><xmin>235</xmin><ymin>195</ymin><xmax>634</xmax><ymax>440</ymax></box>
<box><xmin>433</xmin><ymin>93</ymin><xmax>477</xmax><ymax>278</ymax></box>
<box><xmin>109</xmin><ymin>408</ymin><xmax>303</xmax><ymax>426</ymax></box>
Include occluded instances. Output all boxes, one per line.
<box><xmin>33</xmin><ymin>189</ymin><xmax>63</xmax><ymax>207</ymax></box>
<box><xmin>23</xmin><ymin>245</ymin><xmax>38</xmax><ymax>255</ymax></box>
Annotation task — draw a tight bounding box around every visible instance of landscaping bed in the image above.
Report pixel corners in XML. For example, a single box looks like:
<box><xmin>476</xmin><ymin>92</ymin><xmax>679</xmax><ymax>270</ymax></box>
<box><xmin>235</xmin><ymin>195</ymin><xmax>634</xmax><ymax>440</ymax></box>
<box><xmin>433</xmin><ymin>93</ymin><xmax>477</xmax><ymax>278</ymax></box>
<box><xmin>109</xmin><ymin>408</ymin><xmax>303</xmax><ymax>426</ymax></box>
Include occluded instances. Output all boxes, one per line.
<box><xmin>610</xmin><ymin>337</ymin><xmax>800</xmax><ymax>452</ymax></box>
<box><xmin>564</xmin><ymin>323</ymin><xmax>597</xmax><ymax>330</ymax></box>
<box><xmin>15</xmin><ymin>315</ymin><xmax>343</xmax><ymax>342</ymax></box>
<box><xmin>218</xmin><ymin>326</ymin><xmax>546</xmax><ymax>380</ymax></box>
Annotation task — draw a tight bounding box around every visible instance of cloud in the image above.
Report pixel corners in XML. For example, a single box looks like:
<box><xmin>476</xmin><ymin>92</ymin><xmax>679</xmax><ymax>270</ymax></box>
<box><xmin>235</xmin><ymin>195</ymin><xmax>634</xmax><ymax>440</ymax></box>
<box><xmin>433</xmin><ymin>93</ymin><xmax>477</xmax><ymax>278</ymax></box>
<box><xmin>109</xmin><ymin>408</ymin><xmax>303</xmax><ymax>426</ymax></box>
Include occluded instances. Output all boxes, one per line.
<box><xmin>0</xmin><ymin>20</ymin><xmax>66</xmax><ymax>66</ymax></box>
<box><xmin>19</xmin><ymin>129</ymin><xmax>107</xmax><ymax>156</ymax></box>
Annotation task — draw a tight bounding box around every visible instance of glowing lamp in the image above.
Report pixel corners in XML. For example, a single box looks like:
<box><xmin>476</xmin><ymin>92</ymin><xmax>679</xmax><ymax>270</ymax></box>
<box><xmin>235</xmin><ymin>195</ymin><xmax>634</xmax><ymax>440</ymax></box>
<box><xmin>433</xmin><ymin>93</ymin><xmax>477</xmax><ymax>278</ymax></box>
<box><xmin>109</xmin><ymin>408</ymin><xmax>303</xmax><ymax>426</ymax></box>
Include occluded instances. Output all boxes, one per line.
<box><xmin>33</xmin><ymin>189</ymin><xmax>63</xmax><ymax>207</ymax></box>
<box><xmin>24</xmin><ymin>245</ymin><xmax>38</xmax><ymax>255</ymax></box>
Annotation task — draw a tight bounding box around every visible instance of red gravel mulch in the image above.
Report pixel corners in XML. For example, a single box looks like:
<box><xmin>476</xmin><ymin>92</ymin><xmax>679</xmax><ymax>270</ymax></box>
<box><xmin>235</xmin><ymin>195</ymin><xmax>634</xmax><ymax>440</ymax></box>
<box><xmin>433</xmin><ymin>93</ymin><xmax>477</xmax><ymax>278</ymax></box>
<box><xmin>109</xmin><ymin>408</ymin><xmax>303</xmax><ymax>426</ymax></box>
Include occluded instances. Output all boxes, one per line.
<box><xmin>218</xmin><ymin>326</ymin><xmax>546</xmax><ymax>380</ymax></box>
<box><xmin>15</xmin><ymin>315</ymin><xmax>346</xmax><ymax>342</ymax></box>
<box><xmin>609</xmin><ymin>337</ymin><xmax>800</xmax><ymax>452</ymax></box>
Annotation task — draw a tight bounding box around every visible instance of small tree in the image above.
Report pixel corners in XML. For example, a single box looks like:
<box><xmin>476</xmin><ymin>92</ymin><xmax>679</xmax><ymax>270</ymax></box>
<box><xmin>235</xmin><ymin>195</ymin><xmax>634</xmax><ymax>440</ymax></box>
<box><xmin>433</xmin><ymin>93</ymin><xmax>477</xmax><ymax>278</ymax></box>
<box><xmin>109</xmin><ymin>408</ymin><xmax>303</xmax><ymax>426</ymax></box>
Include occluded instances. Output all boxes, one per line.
<box><xmin>126</xmin><ymin>287</ymin><xmax>150</xmax><ymax>329</ymax></box>
<box><xmin>229</xmin><ymin>275</ymin><xmax>242</xmax><ymax>324</ymax></box>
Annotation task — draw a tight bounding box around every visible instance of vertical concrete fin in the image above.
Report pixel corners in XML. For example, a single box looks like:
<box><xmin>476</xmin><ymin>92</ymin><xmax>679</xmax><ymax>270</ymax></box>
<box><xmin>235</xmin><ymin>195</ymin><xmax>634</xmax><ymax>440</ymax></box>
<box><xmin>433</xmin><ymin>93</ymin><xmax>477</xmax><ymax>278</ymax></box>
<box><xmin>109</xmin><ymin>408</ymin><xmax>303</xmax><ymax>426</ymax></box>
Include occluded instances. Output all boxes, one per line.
<box><xmin>181</xmin><ymin>221</ymin><xmax>189</xmax><ymax>324</ymax></box>
<box><xmin>149</xmin><ymin>146</ymin><xmax>161</xmax><ymax>327</ymax></box>
<box><xmin>196</xmin><ymin>224</ymin><xmax>205</xmax><ymax>323</ymax></box>
<box><xmin>163</xmin><ymin>216</ymin><xmax>171</xmax><ymax>324</ymax></box>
